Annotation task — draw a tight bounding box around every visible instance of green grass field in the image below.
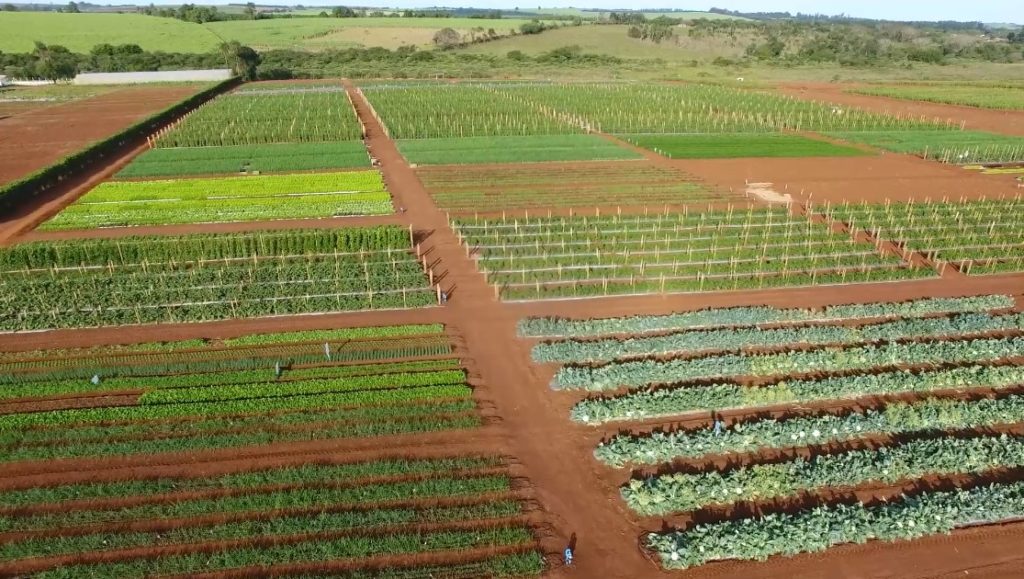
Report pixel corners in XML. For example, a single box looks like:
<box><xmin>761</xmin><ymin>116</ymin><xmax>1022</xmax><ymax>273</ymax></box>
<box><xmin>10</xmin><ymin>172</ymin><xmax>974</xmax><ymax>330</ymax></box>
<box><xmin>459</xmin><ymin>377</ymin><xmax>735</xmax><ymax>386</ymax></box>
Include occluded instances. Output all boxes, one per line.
<box><xmin>116</xmin><ymin>142</ymin><xmax>369</xmax><ymax>179</ymax></box>
<box><xmin>852</xmin><ymin>85</ymin><xmax>1024</xmax><ymax>111</ymax></box>
<box><xmin>398</xmin><ymin>135</ymin><xmax>641</xmax><ymax>165</ymax></box>
<box><xmin>0</xmin><ymin>12</ymin><xmax>222</xmax><ymax>53</ymax></box>
<box><xmin>828</xmin><ymin>130</ymin><xmax>1024</xmax><ymax>163</ymax></box>
<box><xmin>205</xmin><ymin>17</ymin><xmax>553</xmax><ymax>51</ymax></box>
<box><xmin>619</xmin><ymin>133</ymin><xmax>869</xmax><ymax>159</ymax></box>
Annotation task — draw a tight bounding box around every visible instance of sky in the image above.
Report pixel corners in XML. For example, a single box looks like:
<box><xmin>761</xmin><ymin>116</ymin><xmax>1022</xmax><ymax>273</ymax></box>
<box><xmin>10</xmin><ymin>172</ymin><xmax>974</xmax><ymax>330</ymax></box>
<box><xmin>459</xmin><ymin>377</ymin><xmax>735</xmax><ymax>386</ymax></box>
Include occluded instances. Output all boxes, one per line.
<box><xmin>259</xmin><ymin>1</ymin><xmax>1019</xmax><ymax>23</ymax></box>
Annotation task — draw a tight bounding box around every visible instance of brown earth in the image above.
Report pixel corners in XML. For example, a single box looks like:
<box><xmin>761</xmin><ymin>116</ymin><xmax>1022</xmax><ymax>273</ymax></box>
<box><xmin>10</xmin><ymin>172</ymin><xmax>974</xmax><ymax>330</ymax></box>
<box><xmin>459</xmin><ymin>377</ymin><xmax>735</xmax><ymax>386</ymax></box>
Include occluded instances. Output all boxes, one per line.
<box><xmin>0</xmin><ymin>78</ymin><xmax>1023</xmax><ymax>579</ymax></box>
<box><xmin>0</xmin><ymin>86</ymin><xmax>202</xmax><ymax>186</ymax></box>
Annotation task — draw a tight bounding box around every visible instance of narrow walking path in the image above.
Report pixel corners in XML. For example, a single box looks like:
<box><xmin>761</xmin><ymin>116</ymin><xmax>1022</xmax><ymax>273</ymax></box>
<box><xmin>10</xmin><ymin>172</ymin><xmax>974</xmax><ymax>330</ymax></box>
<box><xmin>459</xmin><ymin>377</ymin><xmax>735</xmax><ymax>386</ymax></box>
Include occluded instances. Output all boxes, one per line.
<box><xmin>345</xmin><ymin>80</ymin><xmax>665</xmax><ymax>578</ymax></box>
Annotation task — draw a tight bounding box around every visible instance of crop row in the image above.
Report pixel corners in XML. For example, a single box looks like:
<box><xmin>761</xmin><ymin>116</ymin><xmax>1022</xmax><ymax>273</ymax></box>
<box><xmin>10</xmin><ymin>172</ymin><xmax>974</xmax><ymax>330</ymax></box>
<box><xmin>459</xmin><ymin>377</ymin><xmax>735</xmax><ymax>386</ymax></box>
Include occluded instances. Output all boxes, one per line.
<box><xmin>1</xmin><ymin>400</ymin><xmax>477</xmax><ymax>462</ymax></box>
<box><xmin>625</xmin><ymin>433</ymin><xmax>1024</xmax><ymax>516</ymax></box>
<box><xmin>534</xmin><ymin>311</ymin><xmax>1024</xmax><ymax>363</ymax></box>
<box><xmin>519</xmin><ymin>295</ymin><xmax>1014</xmax><ymax>337</ymax></box>
<box><xmin>595</xmin><ymin>393</ymin><xmax>1024</xmax><ymax>467</ymax></box>
<box><xmin>156</xmin><ymin>90</ymin><xmax>363</xmax><ymax>147</ymax></box>
<box><xmin>1</xmin><ymin>226</ymin><xmax>412</xmax><ymax>269</ymax></box>
<box><xmin>117</xmin><ymin>141</ymin><xmax>370</xmax><ymax>179</ymax></box>
<box><xmin>553</xmin><ymin>336</ymin><xmax>1024</xmax><ymax>391</ymax></box>
<box><xmin>573</xmin><ymin>364</ymin><xmax>1024</xmax><ymax>425</ymax></box>
<box><xmin>0</xmin><ymin>383</ymin><xmax>472</xmax><ymax>431</ymax></box>
<box><xmin>824</xmin><ymin>197</ymin><xmax>1024</xmax><ymax>273</ymax></box>
<box><xmin>852</xmin><ymin>84</ymin><xmax>1024</xmax><ymax>111</ymax></box>
<box><xmin>647</xmin><ymin>479</ymin><xmax>1024</xmax><ymax>569</ymax></box>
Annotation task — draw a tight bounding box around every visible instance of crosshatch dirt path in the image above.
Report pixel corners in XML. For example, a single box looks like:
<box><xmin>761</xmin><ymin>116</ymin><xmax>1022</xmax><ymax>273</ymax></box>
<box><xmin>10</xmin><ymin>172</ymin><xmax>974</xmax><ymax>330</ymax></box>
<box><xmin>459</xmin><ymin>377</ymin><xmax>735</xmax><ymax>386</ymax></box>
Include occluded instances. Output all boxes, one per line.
<box><xmin>1</xmin><ymin>79</ymin><xmax>1024</xmax><ymax>578</ymax></box>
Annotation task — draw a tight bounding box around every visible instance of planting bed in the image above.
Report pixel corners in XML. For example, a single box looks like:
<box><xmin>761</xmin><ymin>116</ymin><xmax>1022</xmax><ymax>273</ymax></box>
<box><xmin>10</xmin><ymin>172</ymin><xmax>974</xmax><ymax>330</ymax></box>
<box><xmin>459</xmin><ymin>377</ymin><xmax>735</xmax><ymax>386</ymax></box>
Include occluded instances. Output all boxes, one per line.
<box><xmin>0</xmin><ymin>324</ymin><xmax>545</xmax><ymax>577</ymax></box>
<box><xmin>417</xmin><ymin>161</ymin><xmax>725</xmax><ymax>212</ymax></box>
<box><xmin>397</xmin><ymin>135</ymin><xmax>640</xmax><ymax>165</ymax></box>
<box><xmin>155</xmin><ymin>88</ymin><xmax>362</xmax><ymax>147</ymax></box>
<box><xmin>824</xmin><ymin>197</ymin><xmax>1024</xmax><ymax>275</ymax></box>
<box><xmin>41</xmin><ymin>170</ymin><xmax>392</xmax><ymax>230</ymax></box>
<box><xmin>851</xmin><ymin>84</ymin><xmax>1024</xmax><ymax>112</ymax></box>
<box><xmin>0</xmin><ymin>226</ymin><xmax>435</xmax><ymax>331</ymax></box>
<box><xmin>519</xmin><ymin>294</ymin><xmax>1024</xmax><ymax>571</ymax></box>
<box><xmin>619</xmin><ymin>133</ymin><xmax>867</xmax><ymax>159</ymax></box>
<box><xmin>828</xmin><ymin>130</ymin><xmax>1024</xmax><ymax>164</ymax></box>
<box><xmin>116</xmin><ymin>141</ymin><xmax>370</xmax><ymax>179</ymax></box>
<box><xmin>454</xmin><ymin>207</ymin><xmax>932</xmax><ymax>300</ymax></box>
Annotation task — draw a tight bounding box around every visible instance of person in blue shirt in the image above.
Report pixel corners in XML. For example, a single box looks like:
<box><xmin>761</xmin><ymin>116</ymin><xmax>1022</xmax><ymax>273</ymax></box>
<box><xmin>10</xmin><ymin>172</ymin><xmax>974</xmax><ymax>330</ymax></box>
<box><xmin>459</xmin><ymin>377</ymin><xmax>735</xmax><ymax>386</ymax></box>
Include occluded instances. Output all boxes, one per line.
<box><xmin>563</xmin><ymin>546</ymin><xmax>574</xmax><ymax>566</ymax></box>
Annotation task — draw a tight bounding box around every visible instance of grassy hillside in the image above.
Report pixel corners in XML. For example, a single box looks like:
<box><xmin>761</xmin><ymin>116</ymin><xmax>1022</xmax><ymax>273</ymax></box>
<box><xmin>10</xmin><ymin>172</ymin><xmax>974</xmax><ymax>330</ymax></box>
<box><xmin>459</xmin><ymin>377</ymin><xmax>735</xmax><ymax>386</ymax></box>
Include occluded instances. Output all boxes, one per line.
<box><xmin>206</xmin><ymin>17</ymin><xmax>553</xmax><ymax>51</ymax></box>
<box><xmin>460</xmin><ymin>24</ymin><xmax>749</xmax><ymax>61</ymax></box>
<box><xmin>0</xmin><ymin>13</ymin><xmax>222</xmax><ymax>53</ymax></box>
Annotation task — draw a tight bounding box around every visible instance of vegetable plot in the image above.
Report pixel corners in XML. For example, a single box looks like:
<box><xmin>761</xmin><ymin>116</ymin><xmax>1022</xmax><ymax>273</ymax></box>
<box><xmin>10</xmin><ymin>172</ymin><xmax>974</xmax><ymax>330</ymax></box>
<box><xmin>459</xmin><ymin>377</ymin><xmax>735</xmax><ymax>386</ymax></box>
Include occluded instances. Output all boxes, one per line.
<box><xmin>116</xmin><ymin>141</ymin><xmax>370</xmax><ymax>178</ymax></box>
<box><xmin>41</xmin><ymin>171</ymin><xmax>392</xmax><ymax>229</ymax></box>
<box><xmin>455</xmin><ymin>208</ymin><xmax>930</xmax><ymax>301</ymax></box>
<box><xmin>825</xmin><ymin>197</ymin><xmax>1024</xmax><ymax>275</ymax></box>
<box><xmin>0</xmin><ymin>227</ymin><xmax>435</xmax><ymax>331</ymax></box>
<box><xmin>155</xmin><ymin>89</ymin><xmax>363</xmax><ymax>147</ymax></box>
<box><xmin>647</xmin><ymin>480</ymin><xmax>1024</xmax><ymax>569</ymax></box>
<box><xmin>519</xmin><ymin>294</ymin><xmax>1015</xmax><ymax>337</ymax></box>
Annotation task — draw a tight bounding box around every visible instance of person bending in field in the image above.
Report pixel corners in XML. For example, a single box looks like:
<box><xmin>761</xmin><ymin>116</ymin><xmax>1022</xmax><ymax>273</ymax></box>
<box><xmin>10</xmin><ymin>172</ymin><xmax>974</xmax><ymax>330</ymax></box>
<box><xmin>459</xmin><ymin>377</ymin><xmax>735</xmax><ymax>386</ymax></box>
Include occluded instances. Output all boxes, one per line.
<box><xmin>564</xmin><ymin>546</ymin><xmax>574</xmax><ymax>566</ymax></box>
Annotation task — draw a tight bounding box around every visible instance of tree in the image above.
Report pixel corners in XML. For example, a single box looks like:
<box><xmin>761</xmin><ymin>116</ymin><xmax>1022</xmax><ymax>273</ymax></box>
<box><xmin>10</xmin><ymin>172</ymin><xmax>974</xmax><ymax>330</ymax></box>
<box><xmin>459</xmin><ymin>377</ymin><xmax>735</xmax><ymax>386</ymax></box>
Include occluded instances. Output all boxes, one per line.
<box><xmin>432</xmin><ymin>27</ymin><xmax>462</xmax><ymax>48</ymax></box>
<box><xmin>243</xmin><ymin>2</ymin><xmax>256</xmax><ymax>19</ymax></box>
<box><xmin>332</xmin><ymin>6</ymin><xmax>356</xmax><ymax>18</ymax></box>
<box><xmin>519</xmin><ymin>20</ymin><xmax>546</xmax><ymax>35</ymax></box>
<box><xmin>63</xmin><ymin>2</ymin><xmax>80</xmax><ymax>13</ymax></box>
<box><xmin>220</xmin><ymin>41</ymin><xmax>260</xmax><ymax>80</ymax></box>
<box><xmin>32</xmin><ymin>42</ymin><xmax>78</xmax><ymax>81</ymax></box>
<box><xmin>1</xmin><ymin>4</ymin><xmax>18</xmax><ymax>11</ymax></box>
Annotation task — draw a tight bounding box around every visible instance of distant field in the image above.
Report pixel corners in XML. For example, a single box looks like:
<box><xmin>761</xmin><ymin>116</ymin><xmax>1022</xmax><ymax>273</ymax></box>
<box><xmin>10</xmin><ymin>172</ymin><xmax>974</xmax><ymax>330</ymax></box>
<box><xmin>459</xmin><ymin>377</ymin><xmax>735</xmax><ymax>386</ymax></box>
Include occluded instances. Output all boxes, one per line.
<box><xmin>117</xmin><ymin>142</ymin><xmax>369</xmax><ymax>179</ymax></box>
<box><xmin>460</xmin><ymin>24</ymin><xmax>750</xmax><ymax>61</ymax></box>
<box><xmin>852</xmin><ymin>85</ymin><xmax>1024</xmax><ymax>111</ymax></box>
<box><xmin>828</xmin><ymin>130</ymin><xmax>1024</xmax><ymax>164</ymax></box>
<box><xmin>0</xmin><ymin>12</ymin><xmax>221</xmax><ymax>53</ymax></box>
<box><xmin>0</xmin><ymin>84</ymin><xmax>117</xmax><ymax>102</ymax></box>
<box><xmin>398</xmin><ymin>135</ymin><xmax>641</xmax><ymax>165</ymax></box>
<box><xmin>620</xmin><ymin>133</ymin><xmax>869</xmax><ymax>159</ymax></box>
<box><xmin>205</xmin><ymin>17</ymin><xmax>553</xmax><ymax>51</ymax></box>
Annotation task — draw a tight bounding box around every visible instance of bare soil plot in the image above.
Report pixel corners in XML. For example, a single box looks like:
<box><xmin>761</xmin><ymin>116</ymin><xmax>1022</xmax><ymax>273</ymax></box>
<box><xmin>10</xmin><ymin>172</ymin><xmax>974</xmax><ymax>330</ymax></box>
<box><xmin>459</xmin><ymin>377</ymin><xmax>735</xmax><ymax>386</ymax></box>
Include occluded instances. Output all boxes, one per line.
<box><xmin>0</xmin><ymin>85</ymin><xmax>204</xmax><ymax>187</ymax></box>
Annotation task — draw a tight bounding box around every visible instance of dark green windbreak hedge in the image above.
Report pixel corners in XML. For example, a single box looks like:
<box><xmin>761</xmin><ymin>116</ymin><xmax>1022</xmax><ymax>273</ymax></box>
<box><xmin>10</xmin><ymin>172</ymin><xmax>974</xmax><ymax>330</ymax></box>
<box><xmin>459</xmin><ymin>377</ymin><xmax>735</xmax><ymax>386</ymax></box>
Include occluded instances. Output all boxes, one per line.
<box><xmin>0</xmin><ymin>76</ymin><xmax>239</xmax><ymax>213</ymax></box>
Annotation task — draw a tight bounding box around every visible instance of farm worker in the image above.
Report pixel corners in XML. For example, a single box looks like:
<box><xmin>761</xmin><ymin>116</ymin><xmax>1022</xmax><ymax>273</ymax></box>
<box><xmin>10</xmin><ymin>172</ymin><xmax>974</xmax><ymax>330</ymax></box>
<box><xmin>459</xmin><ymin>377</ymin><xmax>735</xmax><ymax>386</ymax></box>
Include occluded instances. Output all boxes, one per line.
<box><xmin>440</xmin><ymin>290</ymin><xmax>448</xmax><ymax>304</ymax></box>
<box><xmin>324</xmin><ymin>342</ymin><xmax>331</xmax><ymax>361</ymax></box>
<box><xmin>563</xmin><ymin>546</ymin><xmax>574</xmax><ymax>566</ymax></box>
<box><xmin>713</xmin><ymin>418</ymin><xmax>724</xmax><ymax>436</ymax></box>
<box><xmin>90</xmin><ymin>374</ymin><xmax>100</xmax><ymax>385</ymax></box>
<box><xmin>274</xmin><ymin>361</ymin><xmax>281</xmax><ymax>378</ymax></box>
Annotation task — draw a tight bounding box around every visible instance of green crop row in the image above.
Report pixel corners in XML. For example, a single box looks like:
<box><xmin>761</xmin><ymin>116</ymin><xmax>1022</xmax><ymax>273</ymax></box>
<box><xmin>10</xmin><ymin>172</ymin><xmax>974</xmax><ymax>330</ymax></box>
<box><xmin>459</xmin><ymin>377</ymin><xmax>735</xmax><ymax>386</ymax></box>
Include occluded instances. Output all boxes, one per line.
<box><xmin>595</xmin><ymin>394</ymin><xmax>1024</xmax><ymax>468</ymax></box>
<box><xmin>0</xmin><ymin>383</ymin><xmax>471</xmax><ymax>431</ymax></box>
<box><xmin>1</xmin><ymin>398</ymin><xmax>473</xmax><ymax>447</ymax></box>
<box><xmin>625</xmin><ymin>433</ymin><xmax>1024</xmax><ymax>516</ymax></box>
<box><xmin>827</xmin><ymin>130</ymin><xmax>1024</xmax><ymax>164</ymax></box>
<box><xmin>33</xmin><ymin>526</ymin><xmax>534</xmax><ymax>579</ymax></box>
<box><xmin>852</xmin><ymin>85</ymin><xmax>1024</xmax><ymax>111</ymax></box>
<box><xmin>3</xmin><ymin>501</ymin><xmax>523</xmax><ymax>562</ymax></box>
<box><xmin>519</xmin><ymin>295</ymin><xmax>1013</xmax><ymax>337</ymax></box>
<box><xmin>619</xmin><ymin>133</ymin><xmax>867</xmax><ymax>159</ymax></box>
<box><xmin>156</xmin><ymin>90</ymin><xmax>363</xmax><ymax>147</ymax></box>
<box><xmin>554</xmin><ymin>336</ymin><xmax>1024</xmax><ymax>391</ymax></box>
<box><xmin>0</xmin><ymin>475</ymin><xmax>510</xmax><ymax>533</ymax></box>
<box><xmin>648</xmin><ymin>480</ymin><xmax>1024</xmax><ymax>569</ymax></box>
<box><xmin>117</xmin><ymin>141</ymin><xmax>370</xmax><ymax>178</ymax></box>
<box><xmin>573</xmin><ymin>364</ymin><xmax>1024</xmax><ymax>425</ymax></box>
<box><xmin>397</xmin><ymin>135</ymin><xmax>640</xmax><ymax>165</ymax></box>
<box><xmin>0</xmin><ymin>456</ymin><xmax>502</xmax><ymax>509</ymax></box>
<box><xmin>534</xmin><ymin>311</ymin><xmax>1024</xmax><ymax>363</ymax></box>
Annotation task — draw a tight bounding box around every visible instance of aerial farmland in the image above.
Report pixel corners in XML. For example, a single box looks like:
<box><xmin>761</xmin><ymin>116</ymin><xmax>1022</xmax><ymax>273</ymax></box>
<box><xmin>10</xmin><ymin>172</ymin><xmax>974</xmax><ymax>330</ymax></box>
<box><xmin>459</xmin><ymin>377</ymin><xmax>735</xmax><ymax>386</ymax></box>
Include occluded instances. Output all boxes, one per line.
<box><xmin>1</xmin><ymin>19</ymin><xmax>1024</xmax><ymax>579</ymax></box>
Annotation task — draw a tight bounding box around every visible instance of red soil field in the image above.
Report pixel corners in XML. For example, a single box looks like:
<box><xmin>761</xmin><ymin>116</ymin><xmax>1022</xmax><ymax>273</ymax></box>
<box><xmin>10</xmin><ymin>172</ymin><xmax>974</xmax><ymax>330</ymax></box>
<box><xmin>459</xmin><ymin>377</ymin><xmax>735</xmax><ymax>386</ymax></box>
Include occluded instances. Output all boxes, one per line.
<box><xmin>0</xmin><ymin>85</ymin><xmax>204</xmax><ymax>187</ymax></box>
